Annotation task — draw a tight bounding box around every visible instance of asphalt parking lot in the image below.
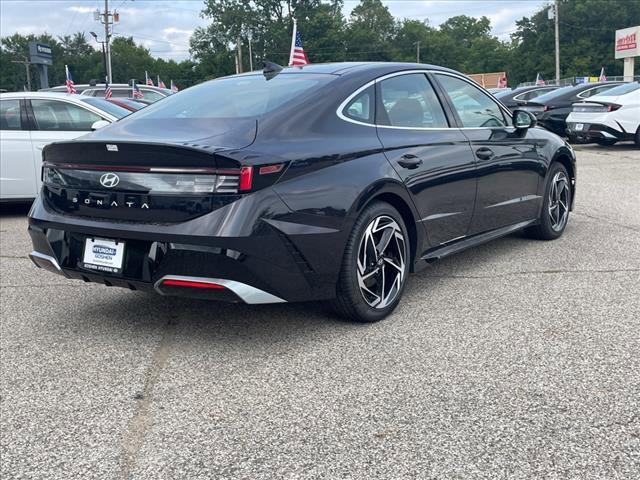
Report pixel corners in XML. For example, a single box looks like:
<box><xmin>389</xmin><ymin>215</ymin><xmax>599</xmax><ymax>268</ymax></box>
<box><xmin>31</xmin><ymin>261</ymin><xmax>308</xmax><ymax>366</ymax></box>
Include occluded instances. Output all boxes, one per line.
<box><xmin>1</xmin><ymin>144</ymin><xmax>639</xmax><ymax>479</ymax></box>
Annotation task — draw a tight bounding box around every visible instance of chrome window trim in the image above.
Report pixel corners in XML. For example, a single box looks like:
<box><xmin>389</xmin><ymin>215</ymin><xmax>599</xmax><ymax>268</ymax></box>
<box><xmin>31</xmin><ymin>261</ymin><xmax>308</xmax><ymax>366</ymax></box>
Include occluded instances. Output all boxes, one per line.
<box><xmin>336</xmin><ymin>69</ymin><xmax>514</xmax><ymax>130</ymax></box>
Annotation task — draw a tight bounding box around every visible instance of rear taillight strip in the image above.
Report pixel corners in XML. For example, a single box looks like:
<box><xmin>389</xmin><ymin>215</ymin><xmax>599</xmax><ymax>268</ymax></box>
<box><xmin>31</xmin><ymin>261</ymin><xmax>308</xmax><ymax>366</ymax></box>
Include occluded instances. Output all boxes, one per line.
<box><xmin>44</xmin><ymin>162</ymin><xmax>241</xmax><ymax>175</ymax></box>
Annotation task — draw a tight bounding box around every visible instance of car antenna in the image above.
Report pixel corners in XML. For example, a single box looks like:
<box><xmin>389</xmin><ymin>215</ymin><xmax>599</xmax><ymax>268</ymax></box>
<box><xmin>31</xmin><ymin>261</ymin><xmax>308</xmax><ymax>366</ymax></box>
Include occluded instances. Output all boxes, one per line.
<box><xmin>263</xmin><ymin>61</ymin><xmax>283</xmax><ymax>81</ymax></box>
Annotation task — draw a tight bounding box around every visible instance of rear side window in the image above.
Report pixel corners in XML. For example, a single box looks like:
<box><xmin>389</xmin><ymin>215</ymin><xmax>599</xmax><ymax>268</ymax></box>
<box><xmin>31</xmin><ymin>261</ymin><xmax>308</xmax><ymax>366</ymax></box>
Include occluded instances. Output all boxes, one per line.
<box><xmin>435</xmin><ymin>74</ymin><xmax>507</xmax><ymax>128</ymax></box>
<box><xmin>342</xmin><ymin>86</ymin><xmax>374</xmax><ymax>123</ymax></box>
<box><xmin>31</xmin><ymin>99</ymin><xmax>102</xmax><ymax>131</ymax></box>
<box><xmin>0</xmin><ymin>100</ymin><xmax>22</xmax><ymax>130</ymax></box>
<box><xmin>578</xmin><ymin>85</ymin><xmax>619</xmax><ymax>98</ymax></box>
<box><xmin>378</xmin><ymin>73</ymin><xmax>448</xmax><ymax>128</ymax></box>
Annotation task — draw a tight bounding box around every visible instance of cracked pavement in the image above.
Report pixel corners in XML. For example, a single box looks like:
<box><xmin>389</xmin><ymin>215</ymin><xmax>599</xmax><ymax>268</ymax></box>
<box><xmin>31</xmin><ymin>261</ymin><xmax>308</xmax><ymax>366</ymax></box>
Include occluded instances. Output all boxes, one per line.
<box><xmin>1</xmin><ymin>144</ymin><xmax>639</xmax><ymax>479</ymax></box>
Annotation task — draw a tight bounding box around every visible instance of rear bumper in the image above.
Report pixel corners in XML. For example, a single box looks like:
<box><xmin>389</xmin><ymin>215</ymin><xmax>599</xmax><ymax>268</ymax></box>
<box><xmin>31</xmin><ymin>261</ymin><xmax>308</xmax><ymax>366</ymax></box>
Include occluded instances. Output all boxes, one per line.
<box><xmin>566</xmin><ymin>122</ymin><xmax>634</xmax><ymax>141</ymax></box>
<box><xmin>27</xmin><ymin>190</ymin><xmax>346</xmax><ymax>303</ymax></box>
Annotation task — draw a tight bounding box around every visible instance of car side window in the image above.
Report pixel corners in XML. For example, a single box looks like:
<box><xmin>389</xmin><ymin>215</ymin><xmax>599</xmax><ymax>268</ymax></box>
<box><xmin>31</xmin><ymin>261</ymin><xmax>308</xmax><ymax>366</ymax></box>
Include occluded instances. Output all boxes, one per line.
<box><xmin>0</xmin><ymin>100</ymin><xmax>22</xmax><ymax>130</ymax></box>
<box><xmin>435</xmin><ymin>74</ymin><xmax>507</xmax><ymax>128</ymax></box>
<box><xmin>343</xmin><ymin>86</ymin><xmax>374</xmax><ymax>123</ymax></box>
<box><xmin>378</xmin><ymin>74</ymin><xmax>448</xmax><ymax>128</ymax></box>
<box><xmin>31</xmin><ymin>99</ymin><xmax>102</xmax><ymax>131</ymax></box>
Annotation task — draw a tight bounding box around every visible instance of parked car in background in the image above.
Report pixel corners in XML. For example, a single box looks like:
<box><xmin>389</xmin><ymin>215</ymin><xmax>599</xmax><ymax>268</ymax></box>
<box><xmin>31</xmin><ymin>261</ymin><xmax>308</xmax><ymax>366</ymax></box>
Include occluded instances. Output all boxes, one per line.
<box><xmin>80</xmin><ymin>84</ymin><xmax>172</xmax><ymax>104</ymax></box>
<box><xmin>44</xmin><ymin>84</ymin><xmax>172</xmax><ymax>104</ymax></box>
<box><xmin>493</xmin><ymin>85</ymin><xmax>559</xmax><ymax>109</ymax></box>
<box><xmin>0</xmin><ymin>92</ymin><xmax>128</xmax><ymax>202</ymax></box>
<box><xmin>104</xmin><ymin>98</ymin><xmax>147</xmax><ymax>112</ymax></box>
<box><xmin>566</xmin><ymin>82</ymin><xmax>640</xmax><ymax>146</ymax></box>
<box><xmin>27</xmin><ymin>62</ymin><xmax>576</xmax><ymax>323</ymax></box>
<box><xmin>486</xmin><ymin>87</ymin><xmax>511</xmax><ymax>94</ymax></box>
<box><xmin>518</xmin><ymin>82</ymin><xmax>622</xmax><ymax>137</ymax></box>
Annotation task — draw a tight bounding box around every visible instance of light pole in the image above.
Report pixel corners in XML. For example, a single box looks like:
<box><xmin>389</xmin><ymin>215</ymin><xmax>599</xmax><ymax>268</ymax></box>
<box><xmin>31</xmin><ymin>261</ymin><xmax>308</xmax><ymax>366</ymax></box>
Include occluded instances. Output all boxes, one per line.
<box><xmin>90</xmin><ymin>31</ymin><xmax>107</xmax><ymax>82</ymax></box>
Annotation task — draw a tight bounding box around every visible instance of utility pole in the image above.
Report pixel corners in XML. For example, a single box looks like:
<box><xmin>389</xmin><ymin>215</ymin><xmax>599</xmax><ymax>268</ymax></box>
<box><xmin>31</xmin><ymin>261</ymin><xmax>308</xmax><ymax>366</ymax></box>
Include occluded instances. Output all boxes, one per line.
<box><xmin>95</xmin><ymin>1</ymin><xmax>118</xmax><ymax>83</ymax></box>
<box><xmin>414</xmin><ymin>41</ymin><xmax>421</xmax><ymax>63</ymax></box>
<box><xmin>237</xmin><ymin>37</ymin><xmax>243</xmax><ymax>74</ymax></box>
<box><xmin>11</xmin><ymin>57</ymin><xmax>32</xmax><ymax>91</ymax></box>
<box><xmin>554</xmin><ymin>0</ymin><xmax>560</xmax><ymax>84</ymax></box>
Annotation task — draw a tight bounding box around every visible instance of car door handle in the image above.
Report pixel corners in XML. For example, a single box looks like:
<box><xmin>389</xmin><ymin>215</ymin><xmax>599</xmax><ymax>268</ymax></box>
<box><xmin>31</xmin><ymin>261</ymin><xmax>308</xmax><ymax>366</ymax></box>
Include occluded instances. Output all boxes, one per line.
<box><xmin>475</xmin><ymin>148</ymin><xmax>494</xmax><ymax>160</ymax></box>
<box><xmin>397</xmin><ymin>154</ymin><xmax>423</xmax><ymax>169</ymax></box>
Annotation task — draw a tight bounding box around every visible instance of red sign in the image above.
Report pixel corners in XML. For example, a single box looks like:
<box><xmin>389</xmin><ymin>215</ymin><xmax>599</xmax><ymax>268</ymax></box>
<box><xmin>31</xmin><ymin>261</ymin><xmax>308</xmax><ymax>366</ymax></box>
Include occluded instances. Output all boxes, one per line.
<box><xmin>616</xmin><ymin>32</ymin><xmax>637</xmax><ymax>52</ymax></box>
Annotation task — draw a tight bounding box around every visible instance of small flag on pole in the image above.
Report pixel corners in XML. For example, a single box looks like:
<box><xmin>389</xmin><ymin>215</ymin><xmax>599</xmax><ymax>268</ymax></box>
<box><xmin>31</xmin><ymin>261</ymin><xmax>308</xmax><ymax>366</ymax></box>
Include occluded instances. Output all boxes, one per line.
<box><xmin>170</xmin><ymin>80</ymin><xmax>178</xmax><ymax>93</ymax></box>
<box><xmin>65</xmin><ymin>65</ymin><xmax>77</xmax><ymax>94</ymax></box>
<box><xmin>288</xmin><ymin>18</ymin><xmax>309</xmax><ymax>66</ymax></box>
<box><xmin>145</xmin><ymin>71</ymin><xmax>154</xmax><ymax>86</ymax></box>
<box><xmin>132</xmin><ymin>81</ymin><xmax>144</xmax><ymax>99</ymax></box>
<box><xmin>535</xmin><ymin>73</ymin><xmax>545</xmax><ymax>86</ymax></box>
<box><xmin>599</xmin><ymin>67</ymin><xmax>607</xmax><ymax>82</ymax></box>
<box><xmin>157</xmin><ymin>75</ymin><xmax>166</xmax><ymax>89</ymax></box>
<box><xmin>104</xmin><ymin>81</ymin><xmax>112</xmax><ymax>99</ymax></box>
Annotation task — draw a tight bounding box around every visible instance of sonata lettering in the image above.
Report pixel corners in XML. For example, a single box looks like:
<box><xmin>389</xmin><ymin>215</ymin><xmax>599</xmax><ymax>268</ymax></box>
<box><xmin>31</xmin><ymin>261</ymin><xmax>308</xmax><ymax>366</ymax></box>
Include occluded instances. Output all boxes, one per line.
<box><xmin>70</xmin><ymin>196</ymin><xmax>151</xmax><ymax>209</ymax></box>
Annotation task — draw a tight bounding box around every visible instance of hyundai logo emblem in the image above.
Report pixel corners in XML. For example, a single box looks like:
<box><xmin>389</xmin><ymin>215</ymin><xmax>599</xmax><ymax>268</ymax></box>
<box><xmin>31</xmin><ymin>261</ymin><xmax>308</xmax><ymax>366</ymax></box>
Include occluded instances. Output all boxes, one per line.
<box><xmin>100</xmin><ymin>173</ymin><xmax>120</xmax><ymax>188</ymax></box>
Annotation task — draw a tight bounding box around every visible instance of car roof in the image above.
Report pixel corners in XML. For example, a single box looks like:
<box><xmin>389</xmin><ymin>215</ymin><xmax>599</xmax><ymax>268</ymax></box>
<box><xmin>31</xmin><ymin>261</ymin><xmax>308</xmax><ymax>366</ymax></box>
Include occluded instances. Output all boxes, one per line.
<box><xmin>0</xmin><ymin>91</ymin><xmax>89</xmax><ymax>99</ymax></box>
<box><xmin>235</xmin><ymin>61</ymin><xmax>459</xmax><ymax>77</ymax></box>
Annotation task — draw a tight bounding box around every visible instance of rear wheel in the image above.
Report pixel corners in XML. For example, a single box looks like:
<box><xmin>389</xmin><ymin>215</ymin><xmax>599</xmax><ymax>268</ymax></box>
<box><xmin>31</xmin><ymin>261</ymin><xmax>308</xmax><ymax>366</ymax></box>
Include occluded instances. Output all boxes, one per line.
<box><xmin>635</xmin><ymin>126</ymin><xmax>640</xmax><ymax>147</ymax></box>
<box><xmin>526</xmin><ymin>162</ymin><xmax>571</xmax><ymax>240</ymax></box>
<box><xmin>331</xmin><ymin>202</ymin><xmax>410</xmax><ymax>323</ymax></box>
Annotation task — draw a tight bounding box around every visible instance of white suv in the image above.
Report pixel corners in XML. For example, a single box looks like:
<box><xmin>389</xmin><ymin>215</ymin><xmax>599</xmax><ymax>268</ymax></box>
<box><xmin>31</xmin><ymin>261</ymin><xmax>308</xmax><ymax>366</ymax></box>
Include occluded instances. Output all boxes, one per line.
<box><xmin>0</xmin><ymin>92</ymin><xmax>126</xmax><ymax>202</ymax></box>
<box><xmin>566</xmin><ymin>82</ymin><xmax>640</xmax><ymax>146</ymax></box>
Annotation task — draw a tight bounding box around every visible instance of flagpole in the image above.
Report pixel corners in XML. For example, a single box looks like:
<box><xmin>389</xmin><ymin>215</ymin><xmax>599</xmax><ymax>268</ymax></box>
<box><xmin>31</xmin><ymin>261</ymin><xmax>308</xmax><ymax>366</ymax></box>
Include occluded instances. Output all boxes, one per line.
<box><xmin>288</xmin><ymin>18</ymin><xmax>297</xmax><ymax>67</ymax></box>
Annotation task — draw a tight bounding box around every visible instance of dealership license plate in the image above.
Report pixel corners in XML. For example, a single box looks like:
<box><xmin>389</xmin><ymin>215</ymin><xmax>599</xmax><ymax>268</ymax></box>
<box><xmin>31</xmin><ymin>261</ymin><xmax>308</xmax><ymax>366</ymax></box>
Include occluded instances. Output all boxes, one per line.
<box><xmin>82</xmin><ymin>238</ymin><xmax>125</xmax><ymax>273</ymax></box>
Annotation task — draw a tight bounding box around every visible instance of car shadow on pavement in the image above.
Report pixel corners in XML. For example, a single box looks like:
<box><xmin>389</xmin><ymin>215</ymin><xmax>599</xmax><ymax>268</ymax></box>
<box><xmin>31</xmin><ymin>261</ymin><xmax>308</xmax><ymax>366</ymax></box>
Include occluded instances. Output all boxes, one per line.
<box><xmin>63</xmin><ymin>230</ymin><xmax>537</xmax><ymax>347</ymax></box>
<box><xmin>0</xmin><ymin>201</ymin><xmax>32</xmax><ymax>217</ymax></box>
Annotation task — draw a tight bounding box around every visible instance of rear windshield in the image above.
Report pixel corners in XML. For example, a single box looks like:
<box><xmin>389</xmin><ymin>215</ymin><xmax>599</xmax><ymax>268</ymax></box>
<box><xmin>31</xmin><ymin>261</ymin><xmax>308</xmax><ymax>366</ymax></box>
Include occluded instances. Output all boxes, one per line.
<box><xmin>80</xmin><ymin>97</ymin><xmax>131</xmax><ymax>119</ymax></box>
<box><xmin>131</xmin><ymin>74</ymin><xmax>333</xmax><ymax>120</ymax></box>
<box><xmin>593</xmin><ymin>82</ymin><xmax>639</xmax><ymax>97</ymax></box>
<box><xmin>532</xmin><ymin>85</ymin><xmax>574</xmax><ymax>103</ymax></box>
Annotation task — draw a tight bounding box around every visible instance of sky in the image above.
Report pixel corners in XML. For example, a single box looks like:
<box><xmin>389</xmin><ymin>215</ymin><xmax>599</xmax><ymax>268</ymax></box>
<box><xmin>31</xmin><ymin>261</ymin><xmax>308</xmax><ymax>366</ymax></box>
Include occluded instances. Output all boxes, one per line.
<box><xmin>0</xmin><ymin>0</ymin><xmax>549</xmax><ymax>61</ymax></box>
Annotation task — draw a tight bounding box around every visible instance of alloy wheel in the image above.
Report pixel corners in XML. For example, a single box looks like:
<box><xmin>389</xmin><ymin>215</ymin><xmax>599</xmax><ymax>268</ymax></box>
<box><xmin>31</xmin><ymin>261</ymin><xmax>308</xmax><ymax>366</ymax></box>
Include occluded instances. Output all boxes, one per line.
<box><xmin>548</xmin><ymin>171</ymin><xmax>570</xmax><ymax>232</ymax></box>
<box><xmin>356</xmin><ymin>215</ymin><xmax>407</xmax><ymax>309</ymax></box>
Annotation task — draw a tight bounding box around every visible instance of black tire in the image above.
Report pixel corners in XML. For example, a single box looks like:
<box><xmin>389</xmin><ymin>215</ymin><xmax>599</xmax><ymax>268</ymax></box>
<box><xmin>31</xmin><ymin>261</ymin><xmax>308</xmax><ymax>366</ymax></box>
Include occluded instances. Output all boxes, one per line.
<box><xmin>331</xmin><ymin>201</ymin><xmax>410</xmax><ymax>323</ymax></box>
<box><xmin>595</xmin><ymin>138</ymin><xmax>617</xmax><ymax>146</ymax></box>
<box><xmin>635</xmin><ymin>126</ymin><xmax>640</xmax><ymax>147</ymax></box>
<box><xmin>526</xmin><ymin>162</ymin><xmax>571</xmax><ymax>240</ymax></box>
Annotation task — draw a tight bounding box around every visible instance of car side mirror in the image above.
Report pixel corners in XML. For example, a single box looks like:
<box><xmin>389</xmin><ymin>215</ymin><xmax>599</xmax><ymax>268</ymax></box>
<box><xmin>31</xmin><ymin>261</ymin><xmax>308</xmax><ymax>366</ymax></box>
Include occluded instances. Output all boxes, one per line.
<box><xmin>513</xmin><ymin>110</ymin><xmax>536</xmax><ymax>129</ymax></box>
<box><xmin>90</xmin><ymin>120</ymin><xmax>110</xmax><ymax>131</ymax></box>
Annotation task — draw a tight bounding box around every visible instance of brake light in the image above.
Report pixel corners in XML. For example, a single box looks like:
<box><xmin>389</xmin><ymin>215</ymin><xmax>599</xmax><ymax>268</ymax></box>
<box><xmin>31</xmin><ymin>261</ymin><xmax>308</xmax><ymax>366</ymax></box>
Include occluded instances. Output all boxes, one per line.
<box><xmin>162</xmin><ymin>279</ymin><xmax>225</xmax><ymax>289</ymax></box>
<box><xmin>259</xmin><ymin>164</ymin><xmax>284</xmax><ymax>175</ymax></box>
<box><xmin>239</xmin><ymin>166</ymin><xmax>253</xmax><ymax>191</ymax></box>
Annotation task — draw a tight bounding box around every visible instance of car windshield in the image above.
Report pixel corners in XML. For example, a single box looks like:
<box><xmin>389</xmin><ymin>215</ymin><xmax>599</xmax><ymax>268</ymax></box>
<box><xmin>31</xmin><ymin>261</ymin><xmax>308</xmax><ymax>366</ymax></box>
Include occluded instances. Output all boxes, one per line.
<box><xmin>592</xmin><ymin>82</ymin><xmax>639</xmax><ymax>97</ymax></box>
<box><xmin>80</xmin><ymin>97</ymin><xmax>131</xmax><ymax>119</ymax></box>
<box><xmin>531</xmin><ymin>85</ymin><xmax>574</xmax><ymax>103</ymax></box>
<box><xmin>132</xmin><ymin>73</ymin><xmax>333</xmax><ymax>120</ymax></box>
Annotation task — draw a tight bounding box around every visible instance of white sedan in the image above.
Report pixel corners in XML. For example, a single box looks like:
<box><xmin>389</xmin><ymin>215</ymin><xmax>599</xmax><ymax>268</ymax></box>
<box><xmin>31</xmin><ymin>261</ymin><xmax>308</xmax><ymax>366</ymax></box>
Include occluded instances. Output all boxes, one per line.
<box><xmin>0</xmin><ymin>92</ymin><xmax>130</xmax><ymax>202</ymax></box>
<box><xmin>566</xmin><ymin>82</ymin><xmax>640</xmax><ymax>146</ymax></box>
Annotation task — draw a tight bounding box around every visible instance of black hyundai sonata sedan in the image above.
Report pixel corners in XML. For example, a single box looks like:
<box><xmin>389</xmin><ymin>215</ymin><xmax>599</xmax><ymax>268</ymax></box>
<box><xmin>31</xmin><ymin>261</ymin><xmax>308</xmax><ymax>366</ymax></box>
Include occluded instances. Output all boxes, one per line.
<box><xmin>28</xmin><ymin>62</ymin><xmax>576</xmax><ymax>322</ymax></box>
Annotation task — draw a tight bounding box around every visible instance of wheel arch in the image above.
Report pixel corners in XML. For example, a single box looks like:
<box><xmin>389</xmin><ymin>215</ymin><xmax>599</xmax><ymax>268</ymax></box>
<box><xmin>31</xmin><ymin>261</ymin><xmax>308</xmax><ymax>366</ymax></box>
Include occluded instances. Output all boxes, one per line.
<box><xmin>352</xmin><ymin>182</ymin><xmax>423</xmax><ymax>271</ymax></box>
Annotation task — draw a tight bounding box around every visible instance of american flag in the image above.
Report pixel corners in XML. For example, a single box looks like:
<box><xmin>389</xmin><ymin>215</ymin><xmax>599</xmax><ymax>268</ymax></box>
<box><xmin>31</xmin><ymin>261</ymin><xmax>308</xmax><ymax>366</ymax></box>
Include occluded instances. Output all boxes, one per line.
<box><xmin>599</xmin><ymin>67</ymin><xmax>607</xmax><ymax>82</ymax></box>
<box><xmin>170</xmin><ymin>80</ymin><xmax>179</xmax><ymax>93</ymax></box>
<box><xmin>157</xmin><ymin>76</ymin><xmax>166</xmax><ymax>89</ymax></box>
<box><xmin>535</xmin><ymin>73</ymin><xmax>545</xmax><ymax>86</ymax></box>
<box><xmin>132</xmin><ymin>82</ymin><xmax>144</xmax><ymax>99</ymax></box>
<box><xmin>65</xmin><ymin>65</ymin><xmax>77</xmax><ymax>94</ymax></box>
<box><xmin>145</xmin><ymin>71</ymin><xmax>154</xmax><ymax>86</ymax></box>
<box><xmin>497</xmin><ymin>76</ymin><xmax>507</xmax><ymax>88</ymax></box>
<box><xmin>288</xmin><ymin>21</ymin><xmax>309</xmax><ymax>66</ymax></box>
<box><xmin>104</xmin><ymin>81</ymin><xmax>112</xmax><ymax>99</ymax></box>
